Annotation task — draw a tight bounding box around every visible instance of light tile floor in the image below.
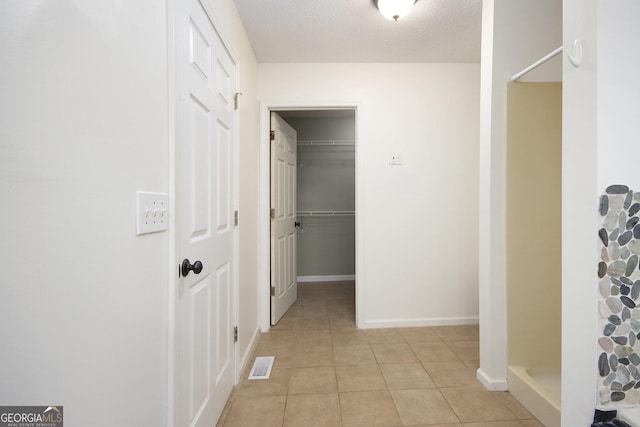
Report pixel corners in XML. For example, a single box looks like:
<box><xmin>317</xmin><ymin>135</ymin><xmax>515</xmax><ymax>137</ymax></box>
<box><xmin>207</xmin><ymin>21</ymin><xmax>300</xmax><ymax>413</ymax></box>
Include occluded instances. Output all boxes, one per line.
<box><xmin>217</xmin><ymin>281</ymin><xmax>544</xmax><ymax>427</ymax></box>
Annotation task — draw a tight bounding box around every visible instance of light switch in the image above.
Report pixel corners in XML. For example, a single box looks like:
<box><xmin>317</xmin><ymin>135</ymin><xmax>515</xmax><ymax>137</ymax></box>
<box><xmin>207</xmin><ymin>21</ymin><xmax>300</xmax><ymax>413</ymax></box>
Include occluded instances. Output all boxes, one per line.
<box><xmin>389</xmin><ymin>152</ymin><xmax>403</xmax><ymax>165</ymax></box>
<box><xmin>136</xmin><ymin>191</ymin><xmax>169</xmax><ymax>235</ymax></box>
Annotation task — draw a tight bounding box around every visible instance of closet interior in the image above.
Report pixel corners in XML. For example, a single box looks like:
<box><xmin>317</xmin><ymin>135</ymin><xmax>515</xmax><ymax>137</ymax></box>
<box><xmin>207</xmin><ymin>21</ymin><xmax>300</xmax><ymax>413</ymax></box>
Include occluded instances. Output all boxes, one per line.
<box><xmin>279</xmin><ymin>110</ymin><xmax>356</xmax><ymax>284</ymax></box>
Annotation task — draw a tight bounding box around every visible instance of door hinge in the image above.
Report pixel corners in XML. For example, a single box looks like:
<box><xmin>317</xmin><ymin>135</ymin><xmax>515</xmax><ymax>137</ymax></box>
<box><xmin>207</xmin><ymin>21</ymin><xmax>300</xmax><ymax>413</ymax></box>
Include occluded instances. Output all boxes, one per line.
<box><xmin>233</xmin><ymin>326</ymin><xmax>238</xmax><ymax>343</ymax></box>
<box><xmin>234</xmin><ymin>210</ymin><xmax>238</xmax><ymax>226</ymax></box>
<box><xmin>270</xmin><ymin>286</ymin><xmax>275</xmax><ymax>296</ymax></box>
<box><xmin>269</xmin><ymin>130</ymin><xmax>275</xmax><ymax>141</ymax></box>
<box><xmin>233</xmin><ymin>92</ymin><xmax>242</xmax><ymax>110</ymax></box>
<box><xmin>270</xmin><ymin>208</ymin><xmax>275</xmax><ymax>219</ymax></box>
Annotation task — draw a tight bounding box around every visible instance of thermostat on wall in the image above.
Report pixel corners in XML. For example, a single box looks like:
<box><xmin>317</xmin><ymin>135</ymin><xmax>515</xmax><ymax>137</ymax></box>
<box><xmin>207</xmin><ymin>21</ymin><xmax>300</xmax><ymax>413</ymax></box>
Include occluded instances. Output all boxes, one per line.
<box><xmin>389</xmin><ymin>152</ymin><xmax>403</xmax><ymax>165</ymax></box>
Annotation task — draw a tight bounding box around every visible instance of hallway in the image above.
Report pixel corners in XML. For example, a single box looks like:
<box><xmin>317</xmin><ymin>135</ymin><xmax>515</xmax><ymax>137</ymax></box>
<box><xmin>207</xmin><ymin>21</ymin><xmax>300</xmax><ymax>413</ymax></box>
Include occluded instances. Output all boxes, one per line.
<box><xmin>217</xmin><ymin>282</ymin><xmax>542</xmax><ymax>426</ymax></box>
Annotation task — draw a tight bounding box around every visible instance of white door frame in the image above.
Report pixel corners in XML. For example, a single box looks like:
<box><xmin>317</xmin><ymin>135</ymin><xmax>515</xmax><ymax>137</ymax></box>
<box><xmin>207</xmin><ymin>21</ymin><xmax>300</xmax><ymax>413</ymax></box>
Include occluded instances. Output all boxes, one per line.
<box><xmin>166</xmin><ymin>1</ymin><xmax>241</xmax><ymax>425</ymax></box>
<box><xmin>258</xmin><ymin>102</ymin><xmax>364</xmax><ymax>332</ymax></box>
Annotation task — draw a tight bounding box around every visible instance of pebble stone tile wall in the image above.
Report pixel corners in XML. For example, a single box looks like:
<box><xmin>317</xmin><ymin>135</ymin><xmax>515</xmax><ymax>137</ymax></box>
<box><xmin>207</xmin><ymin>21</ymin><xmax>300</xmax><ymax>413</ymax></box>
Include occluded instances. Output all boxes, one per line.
<box><xmin>598</xmin><ymin>185</ymin><xmax>640</xmax><ymax>405</ymax></box>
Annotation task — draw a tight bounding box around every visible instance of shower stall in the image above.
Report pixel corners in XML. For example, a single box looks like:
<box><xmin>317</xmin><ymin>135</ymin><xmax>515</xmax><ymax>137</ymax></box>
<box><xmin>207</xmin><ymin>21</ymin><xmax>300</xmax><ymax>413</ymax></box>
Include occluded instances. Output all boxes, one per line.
<box><xmin>505</xmin><ymin>81</ymin><xmax>562</xmax><ymax>427</ymax></box>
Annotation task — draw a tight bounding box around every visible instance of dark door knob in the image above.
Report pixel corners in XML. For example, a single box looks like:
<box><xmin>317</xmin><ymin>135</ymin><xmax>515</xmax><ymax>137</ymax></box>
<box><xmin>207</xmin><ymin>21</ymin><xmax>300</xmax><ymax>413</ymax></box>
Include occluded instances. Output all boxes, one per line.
<box><xmin>181</xmin><ymin>258</ymin><xmax>203</xmax><ymax>276</ymax></box>
<box><xmin>294</xmin><ymin>221</ymin><xmax>301</xmax><ymax>227</ymax></box>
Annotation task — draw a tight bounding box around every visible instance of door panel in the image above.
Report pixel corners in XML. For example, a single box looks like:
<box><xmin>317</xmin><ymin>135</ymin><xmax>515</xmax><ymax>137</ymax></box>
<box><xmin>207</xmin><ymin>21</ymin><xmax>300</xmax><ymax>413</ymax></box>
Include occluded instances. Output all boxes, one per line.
<box><xmin>175</xmin><ymin>0</ymin><xmax>236</xmax><ymax>425</ymax></box>
<box><xmin>215</xmin><ymin>262</ymin><xmax>231</xmax><ymax>380</ymax></box>
<box><xmin>216</xmin><ymin>122</ymin><xmax>231</xmax><ymax>231</ymax></box>
<box><xmin>271</xmin><ymin>113</ymin><xmax>297</xmax><ymax>324</ymax></box>
<box><xmin>189</xmin><ymin>96</ymin><xmax>212</xmax><ymax>237</ymax></box>
<box><xmin>191</xmin><ymin>280</ymin><xmax>211</xmax><ymax>416</ymax></box>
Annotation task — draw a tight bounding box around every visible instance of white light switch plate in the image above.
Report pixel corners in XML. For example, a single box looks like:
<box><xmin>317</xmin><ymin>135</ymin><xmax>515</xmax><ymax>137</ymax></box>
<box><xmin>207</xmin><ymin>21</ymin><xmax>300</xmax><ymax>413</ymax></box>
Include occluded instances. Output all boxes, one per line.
<box><xmin>136</xmin><ymin>191</ymin><xmax>169</xmax><ymax>235</ymax></box>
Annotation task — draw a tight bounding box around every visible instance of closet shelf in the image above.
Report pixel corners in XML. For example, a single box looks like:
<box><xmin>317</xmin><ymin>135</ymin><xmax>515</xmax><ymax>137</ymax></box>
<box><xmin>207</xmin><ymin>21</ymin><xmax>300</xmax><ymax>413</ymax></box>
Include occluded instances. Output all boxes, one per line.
<box><xmin>297</xmin><ymin>210</ymin><xmax>355</xmax><ymax>216</ymax></box>
<box><xmin>297</xmin><ymin>140</ymin><xmax>355</xmax><ymax>147</ymax></box>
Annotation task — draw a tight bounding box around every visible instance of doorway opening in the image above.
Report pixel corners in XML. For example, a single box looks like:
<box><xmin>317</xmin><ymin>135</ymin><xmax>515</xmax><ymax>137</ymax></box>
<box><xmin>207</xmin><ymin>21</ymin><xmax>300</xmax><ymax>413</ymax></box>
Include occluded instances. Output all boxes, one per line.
<box><xmin>265</xmin><ymin>108</ymin><xmax>358</xmax><ymax>330</ymax></box>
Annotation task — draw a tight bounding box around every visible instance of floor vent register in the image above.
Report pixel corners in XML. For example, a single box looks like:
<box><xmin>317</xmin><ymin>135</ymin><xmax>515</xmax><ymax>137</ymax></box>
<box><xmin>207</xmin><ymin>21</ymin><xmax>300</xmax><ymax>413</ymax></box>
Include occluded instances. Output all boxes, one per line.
<box><xmin>248</xmin><ymin>356</ymin><xmax>274</xmax><ymax>380</ymax></box>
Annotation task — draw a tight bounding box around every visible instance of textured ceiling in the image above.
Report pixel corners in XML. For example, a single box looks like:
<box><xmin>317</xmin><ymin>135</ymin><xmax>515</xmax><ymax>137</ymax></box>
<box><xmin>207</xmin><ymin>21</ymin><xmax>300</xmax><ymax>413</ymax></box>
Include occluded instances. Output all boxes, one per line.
<box><xmin>232</xmin><ymin>0</ymin><xmax>482</xmax><ymax>63</ymax></box>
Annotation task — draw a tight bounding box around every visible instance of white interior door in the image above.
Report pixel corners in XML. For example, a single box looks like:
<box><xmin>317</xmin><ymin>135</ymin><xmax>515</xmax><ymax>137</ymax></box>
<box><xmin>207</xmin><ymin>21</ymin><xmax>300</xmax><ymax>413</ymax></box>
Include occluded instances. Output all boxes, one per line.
<box><xmin>174</xmin><ymin>0</ymin><xmax>236</xmax><ymax>425</ymax></box>
<box><xmin>270</xmin><ymin>113</ymin><xmax>298</xmax><ymax>324</ymax></box>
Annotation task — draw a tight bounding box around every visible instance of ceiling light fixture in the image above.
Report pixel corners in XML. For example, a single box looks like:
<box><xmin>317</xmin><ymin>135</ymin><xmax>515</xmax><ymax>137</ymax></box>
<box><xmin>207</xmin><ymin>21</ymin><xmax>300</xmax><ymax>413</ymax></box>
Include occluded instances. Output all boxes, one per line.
<box><xmin>376</xmin><ymin>0</ymin><xmax>416</xmax><ymax>21</ymax></box>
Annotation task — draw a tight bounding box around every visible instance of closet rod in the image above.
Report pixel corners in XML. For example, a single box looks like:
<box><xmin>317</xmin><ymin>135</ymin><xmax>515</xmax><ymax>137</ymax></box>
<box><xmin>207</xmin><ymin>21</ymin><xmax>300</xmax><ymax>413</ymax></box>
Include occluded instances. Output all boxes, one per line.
<box><xmin>510</xmin><ymin>46</ymin><xmax>563</xmax><ymax>82</ymax></box>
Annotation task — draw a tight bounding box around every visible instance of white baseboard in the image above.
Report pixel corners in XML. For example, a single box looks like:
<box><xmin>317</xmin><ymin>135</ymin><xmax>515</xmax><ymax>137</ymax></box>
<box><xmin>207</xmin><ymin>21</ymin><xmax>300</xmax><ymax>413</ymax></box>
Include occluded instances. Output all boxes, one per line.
<box><xmin>476</xmin><ymin>368</ymin><xmax>509</xmax><ymax>391</ymax></box>
<box><xmin>359</xmin><ymin>316</ymin><xmax>479</xmax><ymax>329</ymax></box>
<box><xmin>237</xmin><ymin>326</ymin><xmax>260</xmax><ymax>382</ymax></box>
<box><xmin>297</xmin><ymin>275</ymin><xmax>355</xmax><ymax>283</ymax></box>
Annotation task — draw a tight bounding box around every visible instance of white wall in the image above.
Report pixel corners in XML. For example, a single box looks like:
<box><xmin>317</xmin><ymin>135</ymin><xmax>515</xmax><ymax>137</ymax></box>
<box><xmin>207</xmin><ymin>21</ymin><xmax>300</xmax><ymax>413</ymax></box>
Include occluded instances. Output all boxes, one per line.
<box><xmin>259</xmin><ymin>63</ymin><xmax>480</xmax><ymax>327</ymax></box>
<box><xmin>0</xmin><ymin>1</ymin><xmax>169</xmax><ymax>425</ymax></box>
<box><xmin>561</xmin><ymin>0</ymin><xmax>598</xmax><ymax>423</ymax></box>
<box><xmin>596</xmin><ymin>1</ymin><xmax>640</xmax><ymax>191</ymax></box>
<box><xmin>566</xmin><ymin>0</ymin><xmax>640</xmax><ymax>418</ymax></box>
<box><xmin>478</xmin><ymin>0</ymin><xmax>562</xmax><ymax>390</ymax></box>
<box><xmin>0</xmin><ymin>0</ymin><xmax>261</xmax><ymax>425</ymax></box>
